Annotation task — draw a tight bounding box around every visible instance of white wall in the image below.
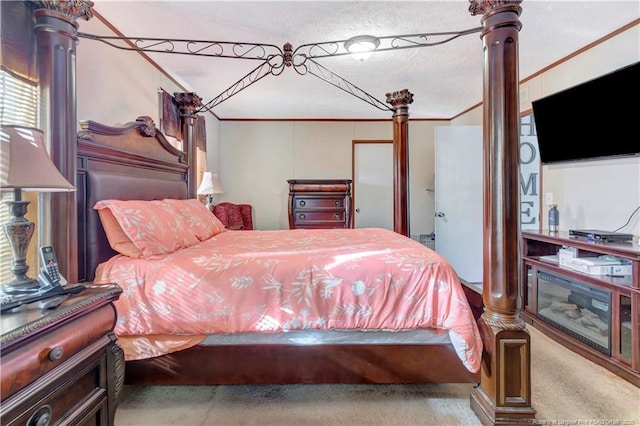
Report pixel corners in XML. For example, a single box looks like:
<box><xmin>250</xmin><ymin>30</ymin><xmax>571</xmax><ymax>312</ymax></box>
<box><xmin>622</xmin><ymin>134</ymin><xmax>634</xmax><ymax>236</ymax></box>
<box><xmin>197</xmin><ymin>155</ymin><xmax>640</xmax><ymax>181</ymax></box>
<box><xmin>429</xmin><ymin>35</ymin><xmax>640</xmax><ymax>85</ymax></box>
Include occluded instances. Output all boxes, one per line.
<box><xmin>75</xmin><ymin>16</ymin><xmax>220</xmax><ymax>168</ymax></box>
<box><xmin>523</xmin><ymin>25</ymin><xmax>640</xmax><ymax>235</ymax></box>
<box><xmin>218</xmin><ymin>120</ymin><xmax>446</xmax><ymax>233</ymax></box>
<box><xmin>455</xmin><ymin>24</ymin><xmax>640</xmax><ymax>236</ymax></box>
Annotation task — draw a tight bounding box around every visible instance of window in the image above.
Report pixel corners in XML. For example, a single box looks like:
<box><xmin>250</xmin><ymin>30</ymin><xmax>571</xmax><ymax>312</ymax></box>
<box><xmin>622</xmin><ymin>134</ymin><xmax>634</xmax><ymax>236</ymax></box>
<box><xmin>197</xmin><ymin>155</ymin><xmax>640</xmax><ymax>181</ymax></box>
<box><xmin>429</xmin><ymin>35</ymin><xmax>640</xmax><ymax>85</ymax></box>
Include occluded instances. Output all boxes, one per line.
<box><xmin>0</xmin><ymin>68</ymin><xmax>39</xmax><ymax>285</ymax></box>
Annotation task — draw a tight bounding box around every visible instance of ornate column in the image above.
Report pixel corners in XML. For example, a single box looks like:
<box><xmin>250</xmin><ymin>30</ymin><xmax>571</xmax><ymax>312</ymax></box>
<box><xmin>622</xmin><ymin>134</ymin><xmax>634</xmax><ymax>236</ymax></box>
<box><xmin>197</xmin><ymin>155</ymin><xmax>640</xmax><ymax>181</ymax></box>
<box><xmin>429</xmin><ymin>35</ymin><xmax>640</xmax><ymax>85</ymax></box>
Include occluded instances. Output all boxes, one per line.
<box><xmin>33</xmin><ymin>1</ymin><xmax>94</xmax><ymax>283</ymax></box>
<box><xmin>175</xmin><ymin>92</ymin><xmax>203</xmax><ymax>197</ymax></box>
<box><xmin>386</xmin><ymin>89</ymin><xmax>413</xmax><ymax>237</ymax></box>
<box><xmin>468</xmin><ymin>1</ymin><xmax>535</xmax><ymax>425</ymax></box>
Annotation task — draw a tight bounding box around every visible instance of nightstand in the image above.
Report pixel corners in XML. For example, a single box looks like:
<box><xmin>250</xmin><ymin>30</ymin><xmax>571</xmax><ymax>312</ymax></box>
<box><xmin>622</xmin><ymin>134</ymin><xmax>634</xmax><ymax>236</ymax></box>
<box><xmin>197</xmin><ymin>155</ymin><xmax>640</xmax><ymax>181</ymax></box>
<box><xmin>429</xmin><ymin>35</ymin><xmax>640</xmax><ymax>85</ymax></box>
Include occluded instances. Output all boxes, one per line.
<box><xmin>0</xmin><ymin>283</ymin><xmax>123</xmax><ymax>425</ymax></box>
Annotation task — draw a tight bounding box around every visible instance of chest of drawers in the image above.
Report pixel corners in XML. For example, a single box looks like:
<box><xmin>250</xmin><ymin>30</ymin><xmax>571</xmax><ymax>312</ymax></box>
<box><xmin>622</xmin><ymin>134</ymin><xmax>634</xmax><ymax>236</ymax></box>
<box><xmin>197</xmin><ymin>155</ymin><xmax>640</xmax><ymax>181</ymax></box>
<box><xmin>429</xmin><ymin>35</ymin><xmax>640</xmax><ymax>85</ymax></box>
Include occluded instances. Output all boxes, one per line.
<box><xmin>288</xmin><ymin>179</ymin><xmax>353</xmax><ymax>229</ymax></box>
<box><xmin>0</xmin><ymin>284</ymin><xmax>123</xmax><ymax>426</ymax></box>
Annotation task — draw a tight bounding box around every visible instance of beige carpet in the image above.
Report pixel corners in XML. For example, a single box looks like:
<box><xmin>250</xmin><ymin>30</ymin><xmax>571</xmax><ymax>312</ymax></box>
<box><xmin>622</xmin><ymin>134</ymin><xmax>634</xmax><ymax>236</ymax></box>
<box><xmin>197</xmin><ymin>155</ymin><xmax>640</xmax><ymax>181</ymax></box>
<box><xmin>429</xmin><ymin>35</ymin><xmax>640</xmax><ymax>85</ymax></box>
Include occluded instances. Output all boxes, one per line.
<box><xmin>114</xmin><ymin>326</ymin><xmax>640</xmax><ymax>426</ymax></box>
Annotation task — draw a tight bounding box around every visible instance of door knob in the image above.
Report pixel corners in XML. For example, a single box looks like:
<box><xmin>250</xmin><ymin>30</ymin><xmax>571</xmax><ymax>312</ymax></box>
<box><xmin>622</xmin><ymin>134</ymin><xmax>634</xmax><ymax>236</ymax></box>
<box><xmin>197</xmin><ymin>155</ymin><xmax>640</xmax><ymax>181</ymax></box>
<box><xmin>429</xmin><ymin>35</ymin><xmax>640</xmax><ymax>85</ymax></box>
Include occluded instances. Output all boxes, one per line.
<box><xmin>355</xmin><ymin>208</ymin><xmax>360</xmax><ymax>213</ymax></box>
<box><xmin>435</xmin><ymin>212</ymin><xmax>445</xmax><ymax>217</ymax></box>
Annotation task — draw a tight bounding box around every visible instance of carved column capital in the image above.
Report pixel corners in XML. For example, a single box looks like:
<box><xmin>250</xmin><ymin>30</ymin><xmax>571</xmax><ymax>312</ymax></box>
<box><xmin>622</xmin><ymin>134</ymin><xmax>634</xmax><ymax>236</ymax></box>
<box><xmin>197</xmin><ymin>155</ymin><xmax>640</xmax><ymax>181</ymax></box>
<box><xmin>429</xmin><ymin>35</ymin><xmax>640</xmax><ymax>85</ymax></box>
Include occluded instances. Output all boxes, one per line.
<box><xmin>174</xmin><ymin>92</ymin><xmax>203</xmax><ymax>116</ymax></box>
<box><xmin>469</xmin><ymin>0</ymin><xmax>522</xmax><ymax>17</ymax></box>
<box><xmin>32</xmin><ymin>0</ymin><xmax>95</xmax><ymax>22</ymax></box>
<box><xmin>385</xmin><ymin>89</ymin><xmax>414</xmax><ymax>113</ymax></box>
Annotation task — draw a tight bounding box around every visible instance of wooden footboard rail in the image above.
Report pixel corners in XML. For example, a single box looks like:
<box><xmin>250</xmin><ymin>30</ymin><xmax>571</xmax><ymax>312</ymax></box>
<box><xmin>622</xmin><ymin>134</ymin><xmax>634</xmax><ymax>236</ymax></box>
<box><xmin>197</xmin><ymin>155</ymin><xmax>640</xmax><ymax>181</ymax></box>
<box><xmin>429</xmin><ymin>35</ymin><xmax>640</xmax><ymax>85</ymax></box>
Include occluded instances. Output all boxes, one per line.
<box><xmin>124</xmin><ymin>344</ymin><xmax>480</xmax><ymax>385</ymax></box>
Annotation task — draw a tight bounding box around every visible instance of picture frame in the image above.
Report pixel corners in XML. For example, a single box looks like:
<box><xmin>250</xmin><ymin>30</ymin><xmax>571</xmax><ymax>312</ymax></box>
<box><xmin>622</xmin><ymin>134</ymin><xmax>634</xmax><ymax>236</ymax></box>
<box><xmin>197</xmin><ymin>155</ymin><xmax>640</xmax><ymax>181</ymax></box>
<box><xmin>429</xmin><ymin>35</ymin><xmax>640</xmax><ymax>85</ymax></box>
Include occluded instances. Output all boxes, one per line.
<box><xmin>159</xmin><ymin>88</ymin><xmax>182</xmax><ymax>141</ymax></box>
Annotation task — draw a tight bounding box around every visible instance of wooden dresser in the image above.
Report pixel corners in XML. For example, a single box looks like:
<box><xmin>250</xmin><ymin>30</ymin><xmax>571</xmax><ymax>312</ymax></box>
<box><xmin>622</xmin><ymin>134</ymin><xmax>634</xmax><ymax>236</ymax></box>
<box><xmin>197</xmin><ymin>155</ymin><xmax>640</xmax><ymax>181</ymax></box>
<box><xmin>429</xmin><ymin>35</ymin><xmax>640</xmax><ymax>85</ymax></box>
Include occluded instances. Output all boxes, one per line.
<box><xmin>287</xmin><ymin>179</ymin><xmax>353</xmax><ymax>229</ymax></box>
<box><xmin>0</xmin><ymin>284</ymin><xmax>123</xmax><ymax>426</ymax></box>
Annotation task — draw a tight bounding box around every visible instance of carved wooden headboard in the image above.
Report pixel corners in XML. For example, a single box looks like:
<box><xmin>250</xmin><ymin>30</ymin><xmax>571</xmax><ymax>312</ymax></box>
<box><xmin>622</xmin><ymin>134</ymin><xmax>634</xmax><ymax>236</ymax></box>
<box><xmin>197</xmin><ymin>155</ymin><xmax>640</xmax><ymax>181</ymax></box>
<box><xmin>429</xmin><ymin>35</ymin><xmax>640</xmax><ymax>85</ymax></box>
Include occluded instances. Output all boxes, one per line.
<box><xmin>77</xmin><ymin>116</ymin><xmax>189</xmax><ymax>282</ymax></box>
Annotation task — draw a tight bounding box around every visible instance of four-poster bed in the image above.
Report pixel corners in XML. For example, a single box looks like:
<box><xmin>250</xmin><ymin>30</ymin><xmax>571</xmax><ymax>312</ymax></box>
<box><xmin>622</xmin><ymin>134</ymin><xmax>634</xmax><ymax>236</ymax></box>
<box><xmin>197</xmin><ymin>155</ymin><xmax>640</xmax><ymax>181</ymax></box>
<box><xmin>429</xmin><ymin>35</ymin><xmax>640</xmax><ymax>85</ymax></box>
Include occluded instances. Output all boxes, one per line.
<box><xmin>37</xmin><ymin>0</ymin><xmax>534</xmax><ymax>424</ymax></box>
<box><xmin>77</xmin><ymin>116</ymin><xmax>483</xmax><ymax>387</ymax></box>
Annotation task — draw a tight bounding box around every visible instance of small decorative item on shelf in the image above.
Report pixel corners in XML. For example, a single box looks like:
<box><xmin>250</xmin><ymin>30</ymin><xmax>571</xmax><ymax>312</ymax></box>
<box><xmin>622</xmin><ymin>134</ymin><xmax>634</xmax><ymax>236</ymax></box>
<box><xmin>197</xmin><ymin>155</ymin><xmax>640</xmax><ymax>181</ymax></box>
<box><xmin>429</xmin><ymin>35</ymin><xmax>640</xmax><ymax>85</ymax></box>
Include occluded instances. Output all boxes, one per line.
<box><xmin>548</xmin><ymin>204</ymin><xmax>559</xmax><ymax>233</ymax></box>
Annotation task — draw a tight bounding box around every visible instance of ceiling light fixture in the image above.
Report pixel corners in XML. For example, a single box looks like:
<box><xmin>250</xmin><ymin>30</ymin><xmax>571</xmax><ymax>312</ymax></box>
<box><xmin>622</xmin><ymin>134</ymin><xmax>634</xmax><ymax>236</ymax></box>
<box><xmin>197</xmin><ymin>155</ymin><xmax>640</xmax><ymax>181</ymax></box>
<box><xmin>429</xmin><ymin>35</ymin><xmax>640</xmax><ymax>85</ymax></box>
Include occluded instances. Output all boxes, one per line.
<box><xmin>344</xmin><ymin>35</ymin><xmax>380</xmax><ymax>62</ymax></box>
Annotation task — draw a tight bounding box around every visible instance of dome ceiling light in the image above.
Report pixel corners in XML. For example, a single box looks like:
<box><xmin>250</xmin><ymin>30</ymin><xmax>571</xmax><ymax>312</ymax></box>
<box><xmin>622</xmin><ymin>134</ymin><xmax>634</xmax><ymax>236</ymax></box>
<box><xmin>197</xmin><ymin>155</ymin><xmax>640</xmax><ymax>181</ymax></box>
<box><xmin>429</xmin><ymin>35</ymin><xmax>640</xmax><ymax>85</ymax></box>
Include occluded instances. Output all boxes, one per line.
<box><xmin>344</xmin><ymin>35</ymin><xmax>381</xmax><ymax>61</ymax></box>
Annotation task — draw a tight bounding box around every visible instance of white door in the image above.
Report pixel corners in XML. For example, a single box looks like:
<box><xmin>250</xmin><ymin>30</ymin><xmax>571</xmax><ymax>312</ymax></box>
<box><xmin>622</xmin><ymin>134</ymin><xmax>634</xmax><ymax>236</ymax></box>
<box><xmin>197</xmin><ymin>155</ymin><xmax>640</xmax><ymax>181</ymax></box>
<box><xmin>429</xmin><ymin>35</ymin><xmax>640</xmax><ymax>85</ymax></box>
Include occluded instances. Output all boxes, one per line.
<box><xmin>435</xmin><ymin>126</ymin><xmax>483</xmax><ymax>283</ymax></box>
<box><xmin>353</xmin><ymin>142</ymin><xmax>393</xmax><ymax>229</ymax></box>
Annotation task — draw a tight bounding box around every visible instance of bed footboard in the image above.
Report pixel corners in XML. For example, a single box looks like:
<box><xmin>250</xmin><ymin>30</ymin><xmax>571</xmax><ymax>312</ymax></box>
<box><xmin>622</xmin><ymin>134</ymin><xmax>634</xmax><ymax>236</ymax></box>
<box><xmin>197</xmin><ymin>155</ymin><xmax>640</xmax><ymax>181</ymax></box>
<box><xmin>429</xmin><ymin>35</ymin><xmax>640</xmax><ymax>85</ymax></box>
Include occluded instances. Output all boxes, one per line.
<box><xmin>124</xmin><ymin>344</ymin><xmax>480</xmax><ymax>385</ymax></box>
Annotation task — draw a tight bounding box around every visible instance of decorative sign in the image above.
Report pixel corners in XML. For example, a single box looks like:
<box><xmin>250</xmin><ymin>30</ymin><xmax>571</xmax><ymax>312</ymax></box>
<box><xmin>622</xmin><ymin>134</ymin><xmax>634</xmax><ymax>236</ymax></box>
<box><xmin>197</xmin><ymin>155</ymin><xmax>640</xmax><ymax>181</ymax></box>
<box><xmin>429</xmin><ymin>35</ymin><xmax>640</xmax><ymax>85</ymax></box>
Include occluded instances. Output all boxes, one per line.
<box><xmin>520</xmin><ymin>113</ymin><xmax>540</xmax><ymax>230</ymax></box>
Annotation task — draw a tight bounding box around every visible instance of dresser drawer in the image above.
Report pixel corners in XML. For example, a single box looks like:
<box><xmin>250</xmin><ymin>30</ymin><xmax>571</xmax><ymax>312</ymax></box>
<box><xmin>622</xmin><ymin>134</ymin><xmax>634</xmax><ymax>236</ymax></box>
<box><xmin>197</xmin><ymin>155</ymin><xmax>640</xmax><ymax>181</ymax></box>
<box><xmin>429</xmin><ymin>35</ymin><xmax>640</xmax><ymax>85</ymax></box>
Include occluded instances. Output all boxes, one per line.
<box><xmin>295</xmin><ymin>223</ymin><xmax>348</xmax><ymax>229</ymax></box>
<box><xmin>295</xmin><ymin>210</ymin><xmax>344</xmax><ymax>222</ymax></box>
<box><xmin>1</xmin><ymin>338</ymin><xmax>110</xmax><ymax>425</ymax></box>
<box><xmin>1</xmin><ymin>305</ymin><xmax>115</xmax><ymax>401</ymax></box>
<box><xmin>289</xmin><ymin>182</ymin><xmax>350</xmax><ymax>193</ymax></box>
<box><xmin>294</xmin><ymin>197</ymin><xmax>344</xmax><ymax>209</ymax></box>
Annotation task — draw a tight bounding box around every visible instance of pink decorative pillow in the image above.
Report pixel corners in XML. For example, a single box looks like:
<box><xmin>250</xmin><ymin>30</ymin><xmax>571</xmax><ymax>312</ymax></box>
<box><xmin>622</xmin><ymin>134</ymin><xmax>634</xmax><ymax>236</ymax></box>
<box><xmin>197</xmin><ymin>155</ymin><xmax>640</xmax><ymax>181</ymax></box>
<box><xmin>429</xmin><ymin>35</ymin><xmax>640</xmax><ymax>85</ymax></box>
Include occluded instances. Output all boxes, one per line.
<box><xmin>97</xmin><ymin>208</ymin><xmax>144</xmax><ymax>258</ymax></box>
<box><xmin>94</xmin><ymin>199</ymin><xmax>200</xmax><ymax>259</ymax></box>
<box><xmin>162</xmin><ymin>198</ymin><xmax>226</xmax><ymax>240</ymax></box>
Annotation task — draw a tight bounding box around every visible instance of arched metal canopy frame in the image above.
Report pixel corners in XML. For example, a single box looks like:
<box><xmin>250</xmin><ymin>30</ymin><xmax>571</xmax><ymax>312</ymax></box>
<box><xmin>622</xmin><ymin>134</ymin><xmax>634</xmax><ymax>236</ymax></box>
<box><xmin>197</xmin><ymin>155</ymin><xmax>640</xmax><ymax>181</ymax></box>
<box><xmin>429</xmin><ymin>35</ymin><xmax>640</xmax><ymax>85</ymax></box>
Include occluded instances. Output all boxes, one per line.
<box><xmin>77</xmin><ymin>27</ymin><xmax>483</xmax><ymax>114</ymax></box>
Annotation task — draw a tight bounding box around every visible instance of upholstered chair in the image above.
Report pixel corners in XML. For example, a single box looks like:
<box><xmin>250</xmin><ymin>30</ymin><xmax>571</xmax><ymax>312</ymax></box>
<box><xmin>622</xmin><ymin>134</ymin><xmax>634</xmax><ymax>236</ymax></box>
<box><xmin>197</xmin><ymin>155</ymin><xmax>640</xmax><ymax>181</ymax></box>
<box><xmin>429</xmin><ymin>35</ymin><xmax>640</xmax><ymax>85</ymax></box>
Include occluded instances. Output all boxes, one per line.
<box><xmin>211</xmin><ymin>202</ymin><xmax>254</xmax><ymax>230</ymax></box>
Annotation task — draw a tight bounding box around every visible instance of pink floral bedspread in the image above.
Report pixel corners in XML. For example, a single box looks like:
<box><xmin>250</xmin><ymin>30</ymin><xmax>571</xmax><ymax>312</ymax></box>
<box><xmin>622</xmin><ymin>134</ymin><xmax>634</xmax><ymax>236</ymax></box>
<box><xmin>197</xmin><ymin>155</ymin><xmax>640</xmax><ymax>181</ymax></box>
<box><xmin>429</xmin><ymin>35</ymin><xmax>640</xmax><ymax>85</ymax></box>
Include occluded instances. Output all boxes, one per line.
<box><xmin>94</xmin><ymin>228</ymin><xmax>482</xmax><ymax>372</ymax></box>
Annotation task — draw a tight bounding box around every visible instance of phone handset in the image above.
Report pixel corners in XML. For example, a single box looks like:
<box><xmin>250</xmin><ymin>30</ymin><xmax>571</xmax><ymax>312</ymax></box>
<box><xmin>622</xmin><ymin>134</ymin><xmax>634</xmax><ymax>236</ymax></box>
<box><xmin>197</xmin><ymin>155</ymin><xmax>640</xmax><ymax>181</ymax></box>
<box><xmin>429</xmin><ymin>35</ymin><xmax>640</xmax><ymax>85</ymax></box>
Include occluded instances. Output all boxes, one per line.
<box><xmin>39</xmin><ymin>245</ymin><xmax>68</xmax><ymax>289</ymax></box>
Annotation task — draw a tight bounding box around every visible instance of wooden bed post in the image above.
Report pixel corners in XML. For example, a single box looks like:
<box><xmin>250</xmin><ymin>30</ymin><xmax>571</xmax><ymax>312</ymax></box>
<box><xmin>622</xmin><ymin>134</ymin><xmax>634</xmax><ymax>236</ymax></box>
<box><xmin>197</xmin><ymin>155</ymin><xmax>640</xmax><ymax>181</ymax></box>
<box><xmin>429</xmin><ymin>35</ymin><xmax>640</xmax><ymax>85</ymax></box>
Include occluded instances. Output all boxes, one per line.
<box><xmin>469</xmin><ymin>1</ymin><xmax>536</xmax><ymax>425</ymax></box>
<box><xmin>386</xmin><ymin>89</ymin><xmax>413</xmax><ymax>237</ymax></box>
<box><xmin>175</xmin><ymin>92</ymin><xmax>203</xmax><ymax>197</ymax></box>
<box><xmin>32</xmin><ymin>2</ymin><xmax>93</xmax><ymax>284</ymax></box>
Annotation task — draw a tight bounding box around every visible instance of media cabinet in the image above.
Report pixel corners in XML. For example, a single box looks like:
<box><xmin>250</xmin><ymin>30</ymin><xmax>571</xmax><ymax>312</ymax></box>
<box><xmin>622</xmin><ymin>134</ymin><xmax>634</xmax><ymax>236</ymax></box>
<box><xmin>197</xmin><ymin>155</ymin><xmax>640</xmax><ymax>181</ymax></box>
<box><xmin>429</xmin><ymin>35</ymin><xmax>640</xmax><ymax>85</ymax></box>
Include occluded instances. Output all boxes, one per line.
<box><xmin>521</xmin><ymin>230</ymin><xmax>639</xmax><ymax>386</ymax></box>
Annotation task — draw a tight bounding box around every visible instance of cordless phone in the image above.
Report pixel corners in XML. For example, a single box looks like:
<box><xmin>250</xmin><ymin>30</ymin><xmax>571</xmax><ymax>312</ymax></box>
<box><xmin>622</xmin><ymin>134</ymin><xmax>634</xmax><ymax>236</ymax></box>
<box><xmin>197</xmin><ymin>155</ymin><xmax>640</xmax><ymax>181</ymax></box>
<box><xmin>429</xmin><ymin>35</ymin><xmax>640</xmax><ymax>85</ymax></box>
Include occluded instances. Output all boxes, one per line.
<box><xmin>39</xmin><ymin>245</ymin><xmax>62</xmax><ymax>287</ymax></box>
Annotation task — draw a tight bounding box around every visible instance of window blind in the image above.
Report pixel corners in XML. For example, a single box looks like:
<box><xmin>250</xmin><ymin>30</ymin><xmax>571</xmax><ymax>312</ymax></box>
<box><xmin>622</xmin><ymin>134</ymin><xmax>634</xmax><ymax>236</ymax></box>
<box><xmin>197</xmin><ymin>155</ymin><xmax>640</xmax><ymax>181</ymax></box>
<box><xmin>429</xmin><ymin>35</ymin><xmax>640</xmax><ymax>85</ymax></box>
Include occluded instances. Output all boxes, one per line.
<box><xmin>0</xmin><ymin>69</ymin><xmax>39</xmax><ymax>286</ymax></box>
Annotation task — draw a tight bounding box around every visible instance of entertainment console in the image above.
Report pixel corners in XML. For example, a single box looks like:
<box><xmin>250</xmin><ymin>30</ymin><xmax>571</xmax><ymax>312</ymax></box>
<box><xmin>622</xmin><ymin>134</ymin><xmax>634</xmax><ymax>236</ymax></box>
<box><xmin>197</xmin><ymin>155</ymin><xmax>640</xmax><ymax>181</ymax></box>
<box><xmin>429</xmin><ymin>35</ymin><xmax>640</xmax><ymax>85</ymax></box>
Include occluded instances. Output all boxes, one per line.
<box><xmin>521</xmin><ymin>230</ymin><xmax>639</xmax><ymax>386</ymax></box>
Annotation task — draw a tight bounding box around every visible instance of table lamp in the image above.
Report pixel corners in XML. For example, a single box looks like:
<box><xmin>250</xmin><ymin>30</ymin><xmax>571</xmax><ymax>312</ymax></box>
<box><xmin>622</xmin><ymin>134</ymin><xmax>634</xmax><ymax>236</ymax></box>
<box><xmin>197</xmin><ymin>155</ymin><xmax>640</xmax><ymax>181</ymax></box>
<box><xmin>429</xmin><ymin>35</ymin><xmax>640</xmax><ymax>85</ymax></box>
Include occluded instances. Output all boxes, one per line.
<box><xmin>196</xmin><ymin>171</ymin><xmax>224</xmax><ymax>208</ymax></box>
<box><xmin>1</xmin><ymin>125</ymin><xmax>76</xmax><ymax>294</ymax></box>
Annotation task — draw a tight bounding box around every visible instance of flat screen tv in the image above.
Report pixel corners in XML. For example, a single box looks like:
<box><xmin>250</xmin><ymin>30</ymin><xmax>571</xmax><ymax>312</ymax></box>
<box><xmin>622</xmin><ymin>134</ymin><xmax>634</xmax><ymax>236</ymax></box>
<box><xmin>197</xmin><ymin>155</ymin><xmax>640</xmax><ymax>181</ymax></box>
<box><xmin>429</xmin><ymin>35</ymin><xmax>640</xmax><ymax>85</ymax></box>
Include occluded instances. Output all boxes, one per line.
<box><xmin>532</xmin><ymin>61</ymin><xmax>639</xmax><ymax>165</ymax></box>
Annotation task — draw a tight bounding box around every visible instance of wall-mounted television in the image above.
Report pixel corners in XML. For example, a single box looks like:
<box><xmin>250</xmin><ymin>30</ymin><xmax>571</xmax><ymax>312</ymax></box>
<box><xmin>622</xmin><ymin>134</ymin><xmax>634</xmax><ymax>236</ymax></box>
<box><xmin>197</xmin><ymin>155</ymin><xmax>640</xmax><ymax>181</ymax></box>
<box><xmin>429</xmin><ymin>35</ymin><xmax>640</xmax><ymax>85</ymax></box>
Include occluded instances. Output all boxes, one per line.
<box><xmin>532</xmin><ymin>62</ymin><xmax>639</xmax><ymax>165</ymax></box>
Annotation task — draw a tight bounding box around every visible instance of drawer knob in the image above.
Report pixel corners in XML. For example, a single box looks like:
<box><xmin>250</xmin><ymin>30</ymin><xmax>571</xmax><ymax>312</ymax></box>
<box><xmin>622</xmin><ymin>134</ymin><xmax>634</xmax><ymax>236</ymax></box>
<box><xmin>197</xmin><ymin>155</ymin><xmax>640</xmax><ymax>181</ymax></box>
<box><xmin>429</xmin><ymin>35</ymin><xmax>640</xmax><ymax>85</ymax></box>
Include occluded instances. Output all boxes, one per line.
<box><xmin>299</xmin><ymin>200</ymin><xmax>306</xmax><ymax>207</ymax></box>
<box><xmin>334</xmin><ymin>213</ymin><xmax>340</xmax><ymax>219</ymax></box>
<box><xmin>299</xmin><ymin>214</ymin><xmax>305</xmax><ymax>219</ymax></box>
<box><xmin>28</xmin><ymin>405</ymin><xmax>52</xmax><ymax>426</ymax></box>
<box><xmin>48</xmin><ymin>346</ymin><xmax>64</xmax><ymax>362</ymax></box>
<box><xmin>334</xmin><ymin>200</ymin><xmax>340</xmax><ymax>206</ymax></box>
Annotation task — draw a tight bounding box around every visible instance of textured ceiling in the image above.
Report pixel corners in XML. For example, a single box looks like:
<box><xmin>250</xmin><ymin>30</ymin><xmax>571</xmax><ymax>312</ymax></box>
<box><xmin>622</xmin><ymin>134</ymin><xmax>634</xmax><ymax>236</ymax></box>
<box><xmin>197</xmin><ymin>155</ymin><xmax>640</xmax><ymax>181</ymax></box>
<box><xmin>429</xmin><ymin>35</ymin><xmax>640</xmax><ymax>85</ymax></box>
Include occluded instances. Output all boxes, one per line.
<box><xmin>89</xmin><ymin>1</ymin><xmax>639</xmax><ymax>120</ymax></box>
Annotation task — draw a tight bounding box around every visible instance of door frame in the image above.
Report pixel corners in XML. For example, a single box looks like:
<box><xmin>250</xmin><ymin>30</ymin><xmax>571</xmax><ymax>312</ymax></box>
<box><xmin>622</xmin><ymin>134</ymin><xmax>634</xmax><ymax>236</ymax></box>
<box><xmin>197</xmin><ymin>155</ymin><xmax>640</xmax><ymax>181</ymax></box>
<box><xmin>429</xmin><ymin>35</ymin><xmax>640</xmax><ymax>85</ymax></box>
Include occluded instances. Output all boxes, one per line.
<box><xmin>351</xmin><ymin>140</ymin><xmax>393</xmax><ymax>229</ymax></box>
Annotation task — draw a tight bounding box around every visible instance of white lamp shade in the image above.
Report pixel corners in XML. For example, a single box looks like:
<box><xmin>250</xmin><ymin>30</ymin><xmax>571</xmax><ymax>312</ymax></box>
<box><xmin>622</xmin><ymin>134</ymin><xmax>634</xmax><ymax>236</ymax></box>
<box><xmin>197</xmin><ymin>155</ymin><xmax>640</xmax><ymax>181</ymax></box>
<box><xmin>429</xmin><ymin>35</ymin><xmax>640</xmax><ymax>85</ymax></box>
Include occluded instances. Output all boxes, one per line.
<box><xmin>197</xmin><ymin>171</ymin><xmax>224</xmax><ymax>195</ymax></box>
<box><xmin>1</xmin><ymin>125</ymin><xmax>76</xmax><ymax>192</ymax></box>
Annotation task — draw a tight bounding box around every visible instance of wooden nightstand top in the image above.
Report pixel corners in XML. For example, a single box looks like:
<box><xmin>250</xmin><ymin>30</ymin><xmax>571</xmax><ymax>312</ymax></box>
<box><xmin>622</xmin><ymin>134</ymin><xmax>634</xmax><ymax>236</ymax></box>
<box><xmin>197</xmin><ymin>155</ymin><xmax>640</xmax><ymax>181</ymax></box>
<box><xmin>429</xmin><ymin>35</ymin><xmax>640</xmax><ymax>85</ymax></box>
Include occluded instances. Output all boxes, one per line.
<box><xmin>0</xmin><ymin>283</ymin><xmax>122</xmax><ymax>348</ymax></box>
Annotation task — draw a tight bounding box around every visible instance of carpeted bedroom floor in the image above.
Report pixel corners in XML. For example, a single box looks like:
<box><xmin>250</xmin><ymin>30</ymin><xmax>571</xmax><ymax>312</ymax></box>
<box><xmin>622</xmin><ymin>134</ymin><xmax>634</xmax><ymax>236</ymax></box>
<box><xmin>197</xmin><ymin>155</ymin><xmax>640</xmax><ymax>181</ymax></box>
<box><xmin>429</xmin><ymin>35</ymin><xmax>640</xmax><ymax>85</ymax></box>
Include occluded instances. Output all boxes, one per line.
<box><xmin>114</xmin><ymin>326</ymin><xmax>640</xmax><ymax>426</ymax></box>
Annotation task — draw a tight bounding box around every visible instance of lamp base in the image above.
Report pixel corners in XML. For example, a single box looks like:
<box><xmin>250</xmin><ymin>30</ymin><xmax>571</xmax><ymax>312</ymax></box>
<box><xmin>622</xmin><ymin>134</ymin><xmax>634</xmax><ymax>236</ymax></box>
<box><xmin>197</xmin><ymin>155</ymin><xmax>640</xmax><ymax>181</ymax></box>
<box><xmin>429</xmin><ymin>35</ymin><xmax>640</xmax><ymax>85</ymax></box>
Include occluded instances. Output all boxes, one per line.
<box><xmin>3</xmin><ymin>277</ymin><xmax>41</xmax><ymax>295</ymax></box>
<box><xmin>3</xmin><ymin>196</ymin><xmax>41</xmax><ymax>295</ymax></box>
